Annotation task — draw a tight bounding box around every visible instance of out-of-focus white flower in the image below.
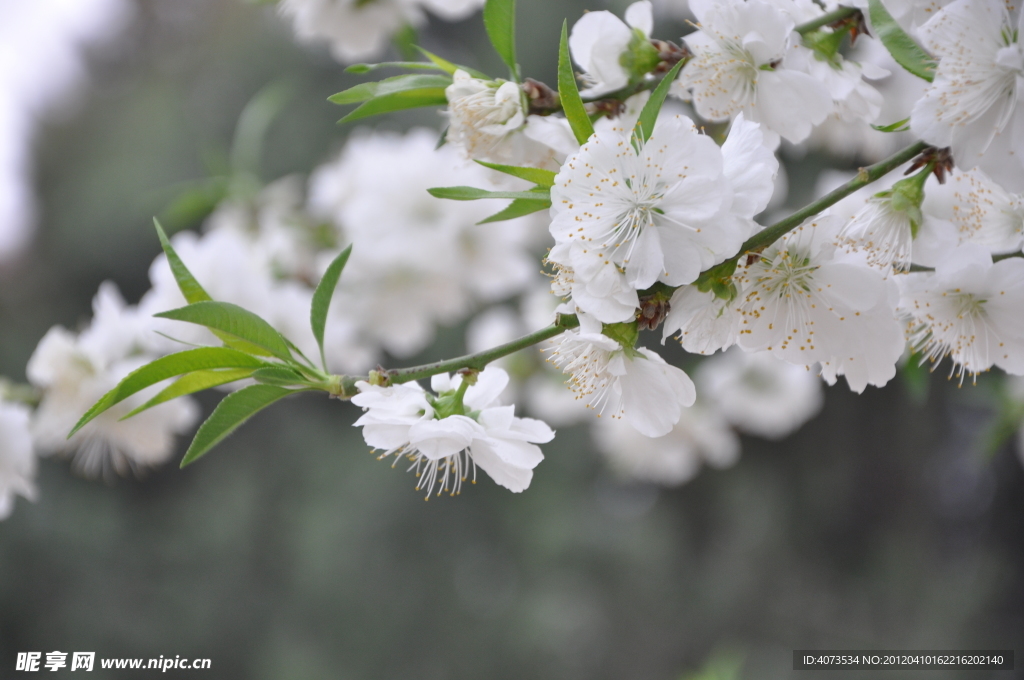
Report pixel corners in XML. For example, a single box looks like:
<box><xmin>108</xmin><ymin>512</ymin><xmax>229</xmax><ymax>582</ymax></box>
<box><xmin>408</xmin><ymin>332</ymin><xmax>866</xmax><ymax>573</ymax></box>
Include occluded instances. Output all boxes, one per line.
<box><xmin>910</xmin><ymin>0</ymin><xmax>1024</xmax><ymax>168</ymax></box>
<box><xmin>27</xmin><ymin>285</ymin><xmax>198</xmax><ymax>477</ymax></box>
<box><xmin>569</xmin><ymin>1</ymin><xmax>655</xmax><ymax>98</ymax></box>
<box><xmin>548</xmin><ymin>114</ymin><xmax>776</xmax><ymax>322</ymax></box>
<box><xmin>0</xmin><ymin>399</ymin><xmax>36</xmax><ymax>519</ymax></box>
<box><xmin>547</xmin><ymin>316</ymin><xmax>696</xmax><ymax>437</ymax></box>
<box><xmin>280</xmin><ymin>0</ymin><xmax>484</xmax><ymax>63</ymax></box>
<box><xmin>353</xmin><ymin>367</ymin><xmax>553</xmax><ymax>496</ymax></box>
<box><xmin>594</xmin><ymin>403</ymin><xmax>739</xmax><ymax>486</ymax></box>
<box><xmin>308</xmin><ymin>128</ymin><xmax>539</xmax><ymax>358</ymax></box>
<box><xmin>445</xmin><ymin>70</ymin><xmax>526</xmax><ymax>163</ymax></box>
<box><xmin>675</xmin><ymin>0</ymin><xmax>832</xmax><ymax>144</ymax></box>
<box><xmin>915</xmin><ymin>168</ymin><xmax>1024</xmax><ymax>265</ymax></box>
<box><xmin>737</xmin><ymin>217</ymin><xmax>906</xmax><ymax>392</ymax></box>
<box><xmin>697</xmin><ymin>348</ymin><xmax>823</xmax><ymax>439</ymax></box>
<box><xmin>897</xmin><ymin>244</ymin><xmax>1024</xmax><ymax>380</ymax></box>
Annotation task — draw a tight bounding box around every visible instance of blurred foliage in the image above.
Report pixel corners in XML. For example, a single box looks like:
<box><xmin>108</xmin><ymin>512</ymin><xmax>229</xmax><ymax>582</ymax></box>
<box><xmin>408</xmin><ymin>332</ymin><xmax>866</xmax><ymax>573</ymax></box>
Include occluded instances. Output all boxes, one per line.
<box><xmin>0</xmin><ymin>1</ymin><xmax>1022</xmax><ymax>679</ymax></box>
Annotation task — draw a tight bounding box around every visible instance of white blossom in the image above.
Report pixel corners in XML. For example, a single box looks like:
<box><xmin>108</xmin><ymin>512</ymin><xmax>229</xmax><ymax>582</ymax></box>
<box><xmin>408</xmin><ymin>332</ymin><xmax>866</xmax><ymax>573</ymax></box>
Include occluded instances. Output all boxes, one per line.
<box><xmin>594</xmin><ymin>403</ymin><xmax>739</xmax><ymax>486</ymax></box>
<box><xmin>0</xmin><ymin>399</ymin><xmax>36</xmax><ymax>519</ymax></box>
<box><xmin>546</xmin><ymin>316</ymin><xmax>696</xmax><ymax>437</ymax></box>
<box><xmin>737</xmin><ymin>217</ymin><xmax>906</xmax><ymax>392</ymax></box>
<box><xmin>915</xmin><ymin>168</ymin><xmax>1024</xmax><ymax>265</ymax></box>
<box><xmin>910</xmin><ymin>0</ymin><xmax>1024</xmax><ymax>168</ymax></box>
<box><xmin>280</xmin><ymin>0</ymin><xmax>483</xmax><ymax>63</ymax></box>
<box><xmin>697</xmin><ymin>348</ymin><xmax>823</xmax><ymax>439</ymax></box>
<box><xmin>308</xmin><ymin>128</ymin><xmax>539</xmax><ymax>357</ymax></box>
<box><xmin>569</xmin><ymin>1</ymin><xmax>654</xmax><ymax>98</ymax></box>
<box><xmin>838</xmin><ymin>190</ymin><xmax>919</xmax><ymax>272</ymax></box>
<box><xmin>352</xmin><ymin>367</ymin><xmax>553</xmax><ymax>496</ymax></box>
<box><xmin>445</xmin><ymin>70</ymin><xmax>526</xmax><ymax>163</ymax></box>
<box><xmin>548</xmin><ymin>114</ymin><xmax>776</xmax><ymax>323</ymax></box>
<box><xmin>675</xmin><ymin>0</ymin><xmax>832</xmax><ymax>144</ymax></box>
<box><xmin>662</xmin><ymin>285</ymin><xmax>741</xmax><ymax>355</ymax></box>
<box><xmin>27</xmin><ymin>284</ymin><xmax>199</xmax><ymax>477</ymax></box>
<box><xmin>897</xmin><ymin>244</ymin><xmax>1024</xmax><ymax>379</ymax></box>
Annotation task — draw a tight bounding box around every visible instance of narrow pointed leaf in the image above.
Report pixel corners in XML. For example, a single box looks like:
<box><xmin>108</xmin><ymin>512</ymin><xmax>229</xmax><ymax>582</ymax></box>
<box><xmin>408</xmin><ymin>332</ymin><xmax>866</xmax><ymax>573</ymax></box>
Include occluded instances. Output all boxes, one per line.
<box><xmin>477</xmin><ymin>198</ymin><xmax>551</xmax><ymax>223</ymax></box>
<box><xmin>338</xmin><ymin>89</ymin><xmax>449</xmax><ymax>124</ymax></box>
<box><xmin>634</xmin><ymin>59</ymin><xmax>686</xmax><ymax>144</ymax></box>
<box><xmin>155</xmin><ymin>301</ymin><xmax>294</xmax><ymax>361</ymax></box>
<box><xmin>868</xmin><ymin>0</ymin><xmax>935</xmax><ymax>82</ymax></box>
<box><xmin>427</xmin><ymin>186</ymin><xmax>550</xmax><ymax>201</ymax></box>
<box><xmin>558</xmin><ymin>20</ymin><xmax>594</xmax><ymax>145</ymax></box>
<box><xmin>252</xmin><ymin>367</ymin><xmax>309</xmax><ymax>387</ymax></box>
<box><xmin>473</xmin><ymin>160</ymin><xmax>556</xmax><ymax>186</ymax></box>
<box><xmin>484</xmin><ymin>0</ymin><xmax>518</xmax><ymax>79</ymax></box>
<box><xmin>415</xmin><ymin>48</ymin><xmax>491</xmax><ymax>79</ymax></box>
<box><xmin>310</xmin><ymin>245</ymin><xmax>352</xmax><ymax>370</ymax></box>
<box><xmin>872</xmin><ymin>117</ymin><xmax>911</xmax><ymax>132</ymax></box>
<box><xmin>69</xmin><ymin>348</ymin><xmax>269</xmax><ymax>437</ymax></box>
<box><xmin>345</xmin><ymin>61</ymin><xmax>448</xmax><ymax>74</ymax></box>
<box><xmin>180</xmin><ymin>385</ymin><xmax>295</xmax><ymax>466</ymax></box>
<box><xmin>328</xmin><ymin>74</ymin><xmax>453</xmax><ymax>105</ymax></box>
<box><xmin>122</xmin><ymin>368</ymin><xmax>256</xmax><ymax>419</ymax></box>
<box><xmin>154</xmin><ymin>218</ymin><xmax>211</xmax><ymax>303</ymax></box>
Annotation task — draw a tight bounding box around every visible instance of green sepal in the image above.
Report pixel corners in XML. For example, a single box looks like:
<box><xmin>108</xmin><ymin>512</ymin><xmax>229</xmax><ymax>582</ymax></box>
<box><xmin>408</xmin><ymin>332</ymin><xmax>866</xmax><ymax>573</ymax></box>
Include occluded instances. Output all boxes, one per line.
<box><xmin>69</xmin><ymin>348</ymin><xmax>270</xmax><ymax>437</ymax></box>
<box><xmin>601</xmin><ymin>321</ymin><xmax>640</xmax><ymax>351</ymax></box>
<box><xmin>619</xmin><ymin>28</ymin><xmax>661</xmax><ymax>80</ymax></box>
<box><xmin>557</xmin><ymin>20</ymin><xmax>595</xmax><ymax>145</ymax></box>
<box><xmin>180</xmin><ymin>385</ymin><xmax>296</xmax><ymax>467</ymax></box>
<box><xmin>868</xmin><ymin>0</ymin><xmax>936</xmax><ymax>82</ymax></box>
<box><xmin>801</xmin><ymin>27</ymin><xmax>847</xmax><ymax>67</ymax></box>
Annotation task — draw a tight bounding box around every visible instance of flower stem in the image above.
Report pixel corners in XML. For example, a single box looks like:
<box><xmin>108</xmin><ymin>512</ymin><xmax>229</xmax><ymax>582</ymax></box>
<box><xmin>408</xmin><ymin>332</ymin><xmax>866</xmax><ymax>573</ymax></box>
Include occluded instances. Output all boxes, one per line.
<box><xmin>738</xmin><ymin>140</ymin><xmax>929</xmax><ymax>256</ymax></box>
<box><xmin>337</xmin><ymin>142</ymin><xmax>928</xmax><ymax>395</ymax></box>
<box><xmin>795</xmin><ymin>6</ymin><xmax>860</xmax><ymax>34</ymax></box>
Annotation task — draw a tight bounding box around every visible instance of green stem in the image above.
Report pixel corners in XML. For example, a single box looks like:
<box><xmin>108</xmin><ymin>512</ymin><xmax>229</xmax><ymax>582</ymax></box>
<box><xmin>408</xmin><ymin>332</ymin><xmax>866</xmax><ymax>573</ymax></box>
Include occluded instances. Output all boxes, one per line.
<box><xmin>383</xmin><ymin>314</ymin><xmax>580</xmax><ymax>387</ymax></box>
<box><xmin>795</xmin><ymin>5</ymin><xmax>859</xmax><ymax>34</ymax></box>
<box><xmin>738</xmin><ymin>140</ymin><xmax>929</xmax><ymax>256</ymax></box>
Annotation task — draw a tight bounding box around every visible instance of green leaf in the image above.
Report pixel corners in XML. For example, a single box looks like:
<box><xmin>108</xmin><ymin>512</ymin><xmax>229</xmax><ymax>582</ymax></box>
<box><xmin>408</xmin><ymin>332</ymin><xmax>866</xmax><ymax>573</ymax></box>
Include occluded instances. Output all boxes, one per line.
<box><xmin>473</xmin><ymin>160</ymin><xmax>556</xmax><ymax>187</ymax></box>
<box><xmin>338</xmin><ymin>89</ymin><xmax>449</xmax><ymax>124</ymax></box>
<box><xmin>484</xmin><ymin>0</ymin><xmax>518</xmax><ymax>80</ymax></box>
<box><xmin>155</xmin><ymin>301</ymin><xmax>294</xmax><ymax>361</ymax></box>
<box><xmin>69</xmin><ymin>348</ymin><xmax>269</xmax><ymax>437</ymax></box>
<box><xmin>310</xmin><ymin>245</ymin><xmax>352</xmax><ymax>370</ymax></box>
<box><xmin>392</xmin><ymin>23</ymin><xmax>419</xmax><ymax>60</ymax></box>
<box><xmin>415</xmin><ymin>48</ymin><xmax>491</xmax><ymax>80</ymax></box>
<box><xmin>868</xmin><ymin>0</ymin><xmax>936</xmax><ymax>82</ymax></box>
<box><xmin>558</xmin><ymin>20</ymin><xmax>594</xmax><ymax>145</ymax></box>
<box><xmin>872</xmin><ymin>117</ymin><xmax>911</xmax><ymax>133</ymax></box>
<box><xmin>122</xmin><ymin>368</ymin><xmax>256</xmax><ymax>419</ymax></box>
<box><xmin>345</xmin><ymin>61</ymin><xmax>448</xmax><ymax>74</ymax></box>
<box><xmin>477</xmin><ymin>198</ymin><xmax>551</xmax><ymax>224</ymax></box>
<box><xmin>180</xmin><ymin>385</ymin><xmax>295</xmax><ymax>466</ymax></box>
<box><xmin>154</xmin><ymin>218</ymin><xmax>211</xmax><ymax>304</ymax></box>
<box><xmin>328</xmin><ymin>74</ymin><xmax>453</xmax><ymax>105</ymax></box>
<box><xmin>634</xmin><ymin>59</ymin><xmax>686</xmax><ymax>144</ymax></box>
<box><xmin>427</xmin><ymin>186</ymin><xmax>551</xmax><ymax>201</ymax></box>
<box><xmin>252</xmin><ymin>367</ymin><xmax>309</xmax><ymax>387</ymax></box>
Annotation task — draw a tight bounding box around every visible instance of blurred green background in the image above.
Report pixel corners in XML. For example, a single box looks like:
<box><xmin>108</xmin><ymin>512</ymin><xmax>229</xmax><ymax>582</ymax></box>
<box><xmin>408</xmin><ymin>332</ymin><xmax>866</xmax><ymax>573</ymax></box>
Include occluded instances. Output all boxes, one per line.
<box><xmin>0</xmin><ymin>1</ymin><xmax>1022</xmax><ymax>678</ymax></box>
